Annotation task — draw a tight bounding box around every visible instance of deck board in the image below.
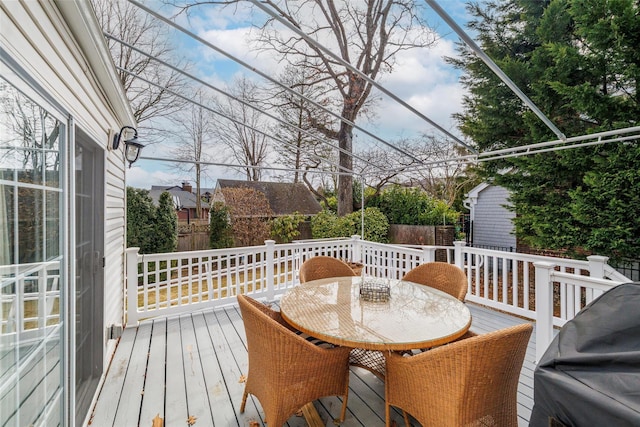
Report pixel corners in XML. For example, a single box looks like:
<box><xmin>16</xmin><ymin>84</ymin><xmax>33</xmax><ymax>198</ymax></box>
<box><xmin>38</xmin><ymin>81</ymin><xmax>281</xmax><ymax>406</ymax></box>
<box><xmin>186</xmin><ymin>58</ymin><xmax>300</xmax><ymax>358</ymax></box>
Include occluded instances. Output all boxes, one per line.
<box><xmin>91</xmin><ymin>301</ymin><xmax>538</xmax><ymax>426</ymax></box>
<box><xmin>90</xmin><ymin>325</ymin><xmax>136</xmax><ymax>426</ymax></box>
<box><xmin>182</xmin><ymin>313</ymin><xmax>215</xmax><ymax>426</ymax></box>
<box><xmin>164</xmin><ymin>316</ymin><xmax>189</xmax><ymax>426</ymax></box>
<box><xmin>139</xmin><ymin>317</ymin><xmax>167</xmax><ymax>425</ymax></box>
<box><xmin>112</xmin><ymin>322</ymin><xmax>151</xmax><ymax>426</ymax></box>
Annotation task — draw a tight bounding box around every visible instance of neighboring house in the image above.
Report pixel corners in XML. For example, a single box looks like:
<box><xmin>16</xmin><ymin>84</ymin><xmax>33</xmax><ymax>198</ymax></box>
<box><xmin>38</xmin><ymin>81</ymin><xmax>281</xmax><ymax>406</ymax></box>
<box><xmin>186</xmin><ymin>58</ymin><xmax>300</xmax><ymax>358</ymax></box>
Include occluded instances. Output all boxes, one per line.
<box><xmin>1</xmin><ymin>2</ymin><xmax>135</xmax><ymax>426</ymax></box>
<box><xmin>150</xmin><ymin>181</ymin><xmax>210</xmax><ymax>222</ymax></box>
<box><xmin>464</xmin><ymin>183</ymin><xmax>516</xmax><ymax>251</ymax></box>
<box><xmin>212</xmin><ymin>179</ymin><xmax>322</xmax><ymax>217</ymax></box>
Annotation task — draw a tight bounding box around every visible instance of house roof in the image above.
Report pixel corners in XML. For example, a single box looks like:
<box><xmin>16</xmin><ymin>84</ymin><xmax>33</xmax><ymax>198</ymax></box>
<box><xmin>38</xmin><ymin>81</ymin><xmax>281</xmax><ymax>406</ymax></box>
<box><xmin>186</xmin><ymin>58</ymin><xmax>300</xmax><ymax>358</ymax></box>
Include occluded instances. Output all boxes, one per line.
<box><xmin>215</xmin><ymin>179</ymin><xmax>322</xmax><ymax>216</ymax></box>
<box><xmin>150</xmin><ymin>186</ymin><xmax>209</xmax><ymax>210</ymax></box>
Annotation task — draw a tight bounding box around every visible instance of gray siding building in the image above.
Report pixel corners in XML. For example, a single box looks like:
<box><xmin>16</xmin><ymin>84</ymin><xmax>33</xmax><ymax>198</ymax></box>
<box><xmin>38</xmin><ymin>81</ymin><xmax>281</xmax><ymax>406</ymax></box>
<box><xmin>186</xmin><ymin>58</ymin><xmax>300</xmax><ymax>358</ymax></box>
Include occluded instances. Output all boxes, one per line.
<box><xmin>464</xmin><ymin>183</ymin><xmax>516</xmax><ymax>251</ymax></box>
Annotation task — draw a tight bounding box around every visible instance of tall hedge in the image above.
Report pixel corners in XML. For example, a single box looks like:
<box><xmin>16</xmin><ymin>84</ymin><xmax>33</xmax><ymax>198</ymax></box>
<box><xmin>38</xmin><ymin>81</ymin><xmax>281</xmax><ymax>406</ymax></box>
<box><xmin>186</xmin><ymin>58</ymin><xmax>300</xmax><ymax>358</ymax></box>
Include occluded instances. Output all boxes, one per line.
<box><xmin>368</xmin><ymin>185</ymin><xmax>459</xmax><ymax>226</ymax></box>
<box><xmin>311</xmin><ymin>207</ymin><xmax>389</xmax><ymax>243</ymax></box>
<box><xmin>126</xmin><ymin>187</ymin><xmax>177</xmax><ymax>254</ymax></box>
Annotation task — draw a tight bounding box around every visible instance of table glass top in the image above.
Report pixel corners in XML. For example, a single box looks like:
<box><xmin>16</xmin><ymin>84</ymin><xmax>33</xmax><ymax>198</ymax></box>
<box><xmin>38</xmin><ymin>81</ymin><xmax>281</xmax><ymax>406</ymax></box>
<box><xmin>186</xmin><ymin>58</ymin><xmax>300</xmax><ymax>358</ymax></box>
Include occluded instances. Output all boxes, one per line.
<box><xmin>280</xmin><ymin>276</ymin><xmax>471</xmax><ymax>351</ymax></box>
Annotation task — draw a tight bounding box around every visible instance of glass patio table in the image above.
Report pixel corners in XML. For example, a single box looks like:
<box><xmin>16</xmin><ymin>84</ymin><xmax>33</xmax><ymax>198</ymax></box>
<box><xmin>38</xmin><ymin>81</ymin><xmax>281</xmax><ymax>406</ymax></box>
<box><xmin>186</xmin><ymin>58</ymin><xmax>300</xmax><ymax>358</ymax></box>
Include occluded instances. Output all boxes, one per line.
<box><xmin>280</xmin><ymin>276</ymin><xmax>472</xmax><ymax>352</ymax></box>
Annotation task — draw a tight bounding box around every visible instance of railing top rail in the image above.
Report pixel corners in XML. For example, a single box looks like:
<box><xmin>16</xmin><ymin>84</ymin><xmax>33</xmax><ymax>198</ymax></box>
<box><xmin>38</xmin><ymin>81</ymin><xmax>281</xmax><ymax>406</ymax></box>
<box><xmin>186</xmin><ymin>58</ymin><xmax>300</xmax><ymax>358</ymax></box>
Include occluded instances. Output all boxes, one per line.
<box><xmin>135</xmin><ymin>244</ymin><xmax>271</xmax><ymax>261</ymax></box>
<box><xmin>550</xmin><ymin>270</ymin><xmax>626</xmax><ymax>289</ymax></box>
<box><xmin>292</xmin><ymin>237</ymin><xmax>351</xmax><ymax>243</ymax></box>
<box><xmin>463</xmin><ymin>246</ymin><xmax>590</xmax><ymax>268</ymax></box>
<box><xmin>389</xmin><ymin>243</ymin><xmax>453</xmax><ymax>251</ymax></box>
<box><xmin>359</xmin><ymin>241</ymin><xmax>424</xmax><ymax>253</ymax></box>
<box><xmin>603</xmin><ymin>265</ymin><xmax>632</xmax><ymax>282</ymax></box>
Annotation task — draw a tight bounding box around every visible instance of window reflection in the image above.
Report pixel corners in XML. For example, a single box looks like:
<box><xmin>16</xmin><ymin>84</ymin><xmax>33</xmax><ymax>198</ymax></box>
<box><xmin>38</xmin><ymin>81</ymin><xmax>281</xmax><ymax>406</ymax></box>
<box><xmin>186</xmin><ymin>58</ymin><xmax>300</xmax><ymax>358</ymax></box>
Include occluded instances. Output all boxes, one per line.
<box><xmin>0</xmin><ymin>76</ymin><xmax>64</xmax><ymax>426</ymax></box>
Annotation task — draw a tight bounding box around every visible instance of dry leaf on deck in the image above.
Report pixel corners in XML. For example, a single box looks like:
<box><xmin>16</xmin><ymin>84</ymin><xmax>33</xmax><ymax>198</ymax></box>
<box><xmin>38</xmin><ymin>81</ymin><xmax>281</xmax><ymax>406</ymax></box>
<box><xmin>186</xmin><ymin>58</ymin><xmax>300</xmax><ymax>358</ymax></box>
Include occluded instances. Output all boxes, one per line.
<box><xmin>187</xmin><ymin>415</ymin><xmax>197</xmax><ymax>425</ymax></box>
<box><xmin>152</xmin><ymin>414</ymin><xmax>164</xmax><ymax>427</ymax></box>
<box><xmin>238</xmin><ymin>374</ymin><xmax>247</xmax><ymax>383</ymax></box>
<box><xmin>249</xmin><ymin>421</ymin><xmax>259</xmax><ymax>427</ymax></box>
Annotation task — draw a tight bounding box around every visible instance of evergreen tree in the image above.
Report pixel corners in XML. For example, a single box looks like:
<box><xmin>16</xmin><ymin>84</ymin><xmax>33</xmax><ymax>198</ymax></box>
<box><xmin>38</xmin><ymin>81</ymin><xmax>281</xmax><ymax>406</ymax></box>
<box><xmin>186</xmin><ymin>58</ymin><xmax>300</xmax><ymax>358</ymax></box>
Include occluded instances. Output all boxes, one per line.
<box><xmin>154</xmin><ymin>191</ymin><xmax>178</xmax><ymax>253</ymax></box>
<box><xmin>451</xmin><ymin>0</ymin><xmax>640</xmax><ymax>260</ymax></box>
<box><xmin>126</xmin><ymin>187</ymin><xmax>156</xmax><ymax>253</ymax></box>
<box><xmin>209</xmin><ymin>202</ymin><xmax>234</xmax><ymax>249</ymax></box>
<box><xmin>126</xmin><ymin>187</ymin><xmax>178</xmax><ymax>254</ymax></box>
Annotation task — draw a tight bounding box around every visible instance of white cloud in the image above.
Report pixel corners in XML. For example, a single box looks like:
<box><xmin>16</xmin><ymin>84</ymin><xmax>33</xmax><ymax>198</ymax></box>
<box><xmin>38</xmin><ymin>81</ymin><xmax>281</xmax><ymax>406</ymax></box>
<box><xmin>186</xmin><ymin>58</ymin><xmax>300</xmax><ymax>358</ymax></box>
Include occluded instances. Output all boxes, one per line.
<box><xmin>134</xmin><ymin>1</ymin><xmax>471</xmax><ymax>181</ymax></box>
<box><xmin>196</xmin><ymin>26</ymin><xmax>282</xmax><ymax>79</ymax></box>
<box><xmin>125</xmin><ymin>162</ymin><xmax>185</xmax><ymax>189</ymax></box>
<box><xmin>366</xmin><ymin>37</ymin><xmax>465</xmax><ymax>140</ymax></box>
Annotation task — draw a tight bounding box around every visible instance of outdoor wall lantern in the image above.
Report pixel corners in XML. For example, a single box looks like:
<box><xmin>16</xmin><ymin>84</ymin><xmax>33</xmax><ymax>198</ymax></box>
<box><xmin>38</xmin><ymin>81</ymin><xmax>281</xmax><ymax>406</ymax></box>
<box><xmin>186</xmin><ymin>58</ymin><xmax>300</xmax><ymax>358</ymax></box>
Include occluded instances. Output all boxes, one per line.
<box><xmin>113</xmin><ymin>126</ymin><xmax>145</xmax><ymax>168</ymax></box>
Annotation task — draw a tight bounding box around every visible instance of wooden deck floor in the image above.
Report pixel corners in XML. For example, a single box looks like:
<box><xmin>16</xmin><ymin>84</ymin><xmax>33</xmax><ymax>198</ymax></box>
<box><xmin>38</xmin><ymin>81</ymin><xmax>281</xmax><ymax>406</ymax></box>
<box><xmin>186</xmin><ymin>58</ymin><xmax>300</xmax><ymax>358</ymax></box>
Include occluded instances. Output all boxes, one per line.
<box><xmin>89</xmin><ymin>302</ymin><xmax>536</xmax><ymax>427</ymax></box>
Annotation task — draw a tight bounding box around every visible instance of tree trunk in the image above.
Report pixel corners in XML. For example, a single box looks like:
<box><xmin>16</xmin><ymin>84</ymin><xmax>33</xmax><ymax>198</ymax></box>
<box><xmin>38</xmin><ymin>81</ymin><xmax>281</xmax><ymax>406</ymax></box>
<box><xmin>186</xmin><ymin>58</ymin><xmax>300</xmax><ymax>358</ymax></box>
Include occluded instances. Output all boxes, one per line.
<box><xmin>195</xmin><ymin>163</ymin><xmax>202</xmax><ymax>219</ymax></box>
<box><xmin>337</xmin><ymin>122</ymin><xmax>354</xmax><ymax>216</ymax></box>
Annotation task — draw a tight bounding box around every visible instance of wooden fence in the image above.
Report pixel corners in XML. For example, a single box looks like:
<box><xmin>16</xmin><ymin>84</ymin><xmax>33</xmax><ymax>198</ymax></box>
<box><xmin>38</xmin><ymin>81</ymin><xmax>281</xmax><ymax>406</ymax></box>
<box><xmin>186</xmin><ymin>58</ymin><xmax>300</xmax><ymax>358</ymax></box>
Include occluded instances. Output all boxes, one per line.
<box><xmin>177</xmin><ymin>220</ymin><xmax>210</xmax><ymax>252</ymax></box>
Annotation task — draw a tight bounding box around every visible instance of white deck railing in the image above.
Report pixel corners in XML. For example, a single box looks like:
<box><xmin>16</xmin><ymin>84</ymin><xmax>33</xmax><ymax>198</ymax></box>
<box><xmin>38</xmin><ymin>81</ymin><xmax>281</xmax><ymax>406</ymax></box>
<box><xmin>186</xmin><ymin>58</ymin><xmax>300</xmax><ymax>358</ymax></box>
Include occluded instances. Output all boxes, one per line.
<box><xmin>533</xmin><ymin>259</ymin><xmax>627</xmax><ymax>361</ymax></box>
<box><xmin>125</xmin><ymin>237</ymin><xmax>631</xmax><ymax>359</ymax></box>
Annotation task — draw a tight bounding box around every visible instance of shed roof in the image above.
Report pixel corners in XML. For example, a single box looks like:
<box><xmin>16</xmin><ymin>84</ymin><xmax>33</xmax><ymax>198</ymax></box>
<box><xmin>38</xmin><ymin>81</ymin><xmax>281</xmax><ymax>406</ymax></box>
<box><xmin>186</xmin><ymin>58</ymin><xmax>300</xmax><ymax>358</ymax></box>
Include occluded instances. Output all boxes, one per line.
<box><xmin>215</xmin><ymin>179</ymin><xmax>322</xmax><ymax>216</ymax></box>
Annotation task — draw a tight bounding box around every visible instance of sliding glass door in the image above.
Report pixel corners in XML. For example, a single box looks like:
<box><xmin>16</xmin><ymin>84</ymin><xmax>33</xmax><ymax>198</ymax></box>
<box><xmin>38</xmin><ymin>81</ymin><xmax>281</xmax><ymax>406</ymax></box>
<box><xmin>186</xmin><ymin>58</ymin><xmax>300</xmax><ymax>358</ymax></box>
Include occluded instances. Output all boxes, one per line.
<box><xmin>74</xmin><ymin>130</ymin><xmax>104</xmax><ymax>425</ymax></box>
<box><xmin>0</xmin><ymin>75</ymin><xmax>65</xmax><ymax>426</ymax></box>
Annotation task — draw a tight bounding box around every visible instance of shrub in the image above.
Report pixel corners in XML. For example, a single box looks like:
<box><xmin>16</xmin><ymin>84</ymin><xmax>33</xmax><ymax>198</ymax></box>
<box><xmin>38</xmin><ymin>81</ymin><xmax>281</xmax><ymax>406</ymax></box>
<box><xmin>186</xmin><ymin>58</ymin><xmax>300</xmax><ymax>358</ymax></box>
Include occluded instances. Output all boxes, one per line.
<box><xmin>369</xmin><ymin>185</ymin><xmax>459</xmax><ymax>226</ymax></box>
<box><xmin>311</xmin><ymin>210</ymin><xmax>347</xmax><ymax>238</ymax></box>
<box><xmin>222</xmin><ymin>187</ymin><xmax>273</xmax><ymax>247</ymax></box>
<box><xmin>418</xmin><ymin>199</ymin><xmax>459</xmax><ymax>226</ymax></box>
<box><xmin>209</xmin><ymin>202</ymin><xmax>233</xmax><ymax>249</ymax></box>
<box><xmin>270</xmin><ymin>212</ymin><xmax>305</xmax><ymax>243</ymax></box>
<box><xmin>311</xmin><ymin>207</ymin><xmax>389</xmax><ymax>243</ymax></box>
<box><xmin>345</xmin><ymin>207</ymin><xmax>389</xmax><ymax>242</ymax></box>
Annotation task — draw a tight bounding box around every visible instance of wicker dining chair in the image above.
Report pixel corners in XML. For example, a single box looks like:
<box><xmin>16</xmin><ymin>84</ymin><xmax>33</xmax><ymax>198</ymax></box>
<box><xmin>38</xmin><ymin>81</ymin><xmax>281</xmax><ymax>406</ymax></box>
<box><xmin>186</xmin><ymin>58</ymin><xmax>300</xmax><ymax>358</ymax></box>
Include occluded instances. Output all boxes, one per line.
<box><xmin>237</xmin><ymin>294</ymin><xmax>351</xmax><ymax>426</ymax></box>
<box><xmin>299</xmin><ymin>255</ymin><xmax>357</xmax><ymax>283</ymax></box>
<box><xmin>401</xmin><ymin>262</ymin><xmax>468</xmax><ymax>301</ymax></box>
<box><xmin>384</xmin><ymin>323</ymin><xmax>533</xmax><ymax>427</ymax></box>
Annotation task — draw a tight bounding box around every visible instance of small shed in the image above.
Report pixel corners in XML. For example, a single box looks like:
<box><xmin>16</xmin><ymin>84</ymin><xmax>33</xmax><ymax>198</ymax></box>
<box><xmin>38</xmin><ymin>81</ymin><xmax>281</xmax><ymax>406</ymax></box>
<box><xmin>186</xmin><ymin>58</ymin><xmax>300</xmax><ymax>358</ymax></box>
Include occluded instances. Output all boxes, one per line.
<box><xmin>464</xmin><ymin>183</ymin><xmax>516</xmax><ymax>251</ymax></box>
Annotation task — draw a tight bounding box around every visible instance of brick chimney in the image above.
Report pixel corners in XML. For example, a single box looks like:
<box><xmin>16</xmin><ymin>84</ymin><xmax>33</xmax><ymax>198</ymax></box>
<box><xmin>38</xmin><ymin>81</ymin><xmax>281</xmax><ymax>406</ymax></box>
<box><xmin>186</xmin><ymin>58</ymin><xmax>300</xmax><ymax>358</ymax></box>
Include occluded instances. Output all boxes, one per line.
<box><xmin>182</xmin><ymin>181</ymin><xmax>192</xmax><ymax>193</ymax></box>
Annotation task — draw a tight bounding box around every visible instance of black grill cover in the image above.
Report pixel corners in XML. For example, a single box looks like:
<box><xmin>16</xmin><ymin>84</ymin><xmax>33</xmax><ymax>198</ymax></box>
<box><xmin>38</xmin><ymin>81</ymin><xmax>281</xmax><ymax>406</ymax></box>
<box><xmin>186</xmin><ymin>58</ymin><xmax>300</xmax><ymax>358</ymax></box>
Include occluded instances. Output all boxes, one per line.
<box><xmin>529</xmin><ymin>282</ymin><xmax>640</xmax><ymax>427</ymax></box>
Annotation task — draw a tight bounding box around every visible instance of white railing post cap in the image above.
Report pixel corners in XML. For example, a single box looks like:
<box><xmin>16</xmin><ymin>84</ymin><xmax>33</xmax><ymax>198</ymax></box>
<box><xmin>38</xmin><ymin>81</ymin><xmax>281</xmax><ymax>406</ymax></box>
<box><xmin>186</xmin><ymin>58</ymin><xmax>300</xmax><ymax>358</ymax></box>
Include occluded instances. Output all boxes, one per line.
<box><xmin>533</xmin><ymin>261</ymin><xmax>556</xmax><ymax>270</ymax></box>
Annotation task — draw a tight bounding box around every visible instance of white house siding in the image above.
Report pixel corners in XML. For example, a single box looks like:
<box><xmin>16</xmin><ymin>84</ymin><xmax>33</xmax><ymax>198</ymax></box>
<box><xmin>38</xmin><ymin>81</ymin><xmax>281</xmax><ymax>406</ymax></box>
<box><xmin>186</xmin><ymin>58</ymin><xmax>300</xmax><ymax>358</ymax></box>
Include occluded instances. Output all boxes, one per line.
<box><xmin>2</xmin><ymin>1</ymin><xmax>133</xmax><ymax>425</ymax></box>
<box><xmin>468</xmin><ymin>184</ymin><xmax>517</xmax><ymax>250</ymax></box>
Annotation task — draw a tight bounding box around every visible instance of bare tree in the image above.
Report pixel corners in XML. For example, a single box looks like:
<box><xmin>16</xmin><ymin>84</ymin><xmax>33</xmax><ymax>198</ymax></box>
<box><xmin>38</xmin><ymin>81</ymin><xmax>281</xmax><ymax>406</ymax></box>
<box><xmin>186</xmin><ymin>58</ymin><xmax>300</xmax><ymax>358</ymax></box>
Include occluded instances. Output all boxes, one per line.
<box><xmin>405</xmin><ymin>135</ymin><xmax>472</xmax><ymax>206</ymax></box>
<box><xmin>92</xmin><ymin>0</ymin><xmax>190</xmax><ymax>135</ymax></box>
<box><xmin>259</xmin><ymin>1</ymin><xmax>437</xmax><ymax>215</ymax></box>
<box><xmin>268</xmin><ymin>65</ymin><xmax>333</xmax><ymax>184</ymax></box>
<box><xmin>171</xmin><ymin>0</ymin><xmax>437</xmax><ymax>216</ymax></box>
<box><xmin>214</xmin><ymin>77</ymin><xmax>270</xmax><ymax>181</ymax></box>
<box><xmin>353</xmin><ymin>140</ymin><xmax>419</xmax><ymax>204</ymax></box>
<box><xmin>169</xmin><ymin>90</ymin><xmax>216</xmax><ymax>218</ymax></box>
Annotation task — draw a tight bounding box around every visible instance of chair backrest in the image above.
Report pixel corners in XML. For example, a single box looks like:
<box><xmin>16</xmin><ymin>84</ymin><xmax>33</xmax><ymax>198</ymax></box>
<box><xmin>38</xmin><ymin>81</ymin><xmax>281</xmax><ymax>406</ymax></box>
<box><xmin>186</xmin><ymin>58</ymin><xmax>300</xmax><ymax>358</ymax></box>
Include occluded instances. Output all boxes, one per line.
<box><xmin>237</xmin><ymin>294</ymin><xmax>351</xmax><ymax>426</ymax></box>
<box><xmin>401</xmin><ymin>262</ymin><xmax>467</xmax><ymax>301</ymax></box>
<box><xmin>385</xmin><ymin>323</ymin><xmax>533</xmax><ymax>427</ymax></box>
<box><xmin>299</xmin><ymin>256</ymin><xmax>356</xmax><ymax>283</ymax></box>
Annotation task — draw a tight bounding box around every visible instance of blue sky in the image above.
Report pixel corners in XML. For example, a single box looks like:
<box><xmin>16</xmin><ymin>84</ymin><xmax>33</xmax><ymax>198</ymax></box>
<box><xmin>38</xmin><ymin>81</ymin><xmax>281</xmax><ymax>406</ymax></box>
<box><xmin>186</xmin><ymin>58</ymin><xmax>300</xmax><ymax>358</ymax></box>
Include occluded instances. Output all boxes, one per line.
<box><xmin>126</xmin><ymin>0</ymin><xmax>475</xmax><ymax>190</ymax></box>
